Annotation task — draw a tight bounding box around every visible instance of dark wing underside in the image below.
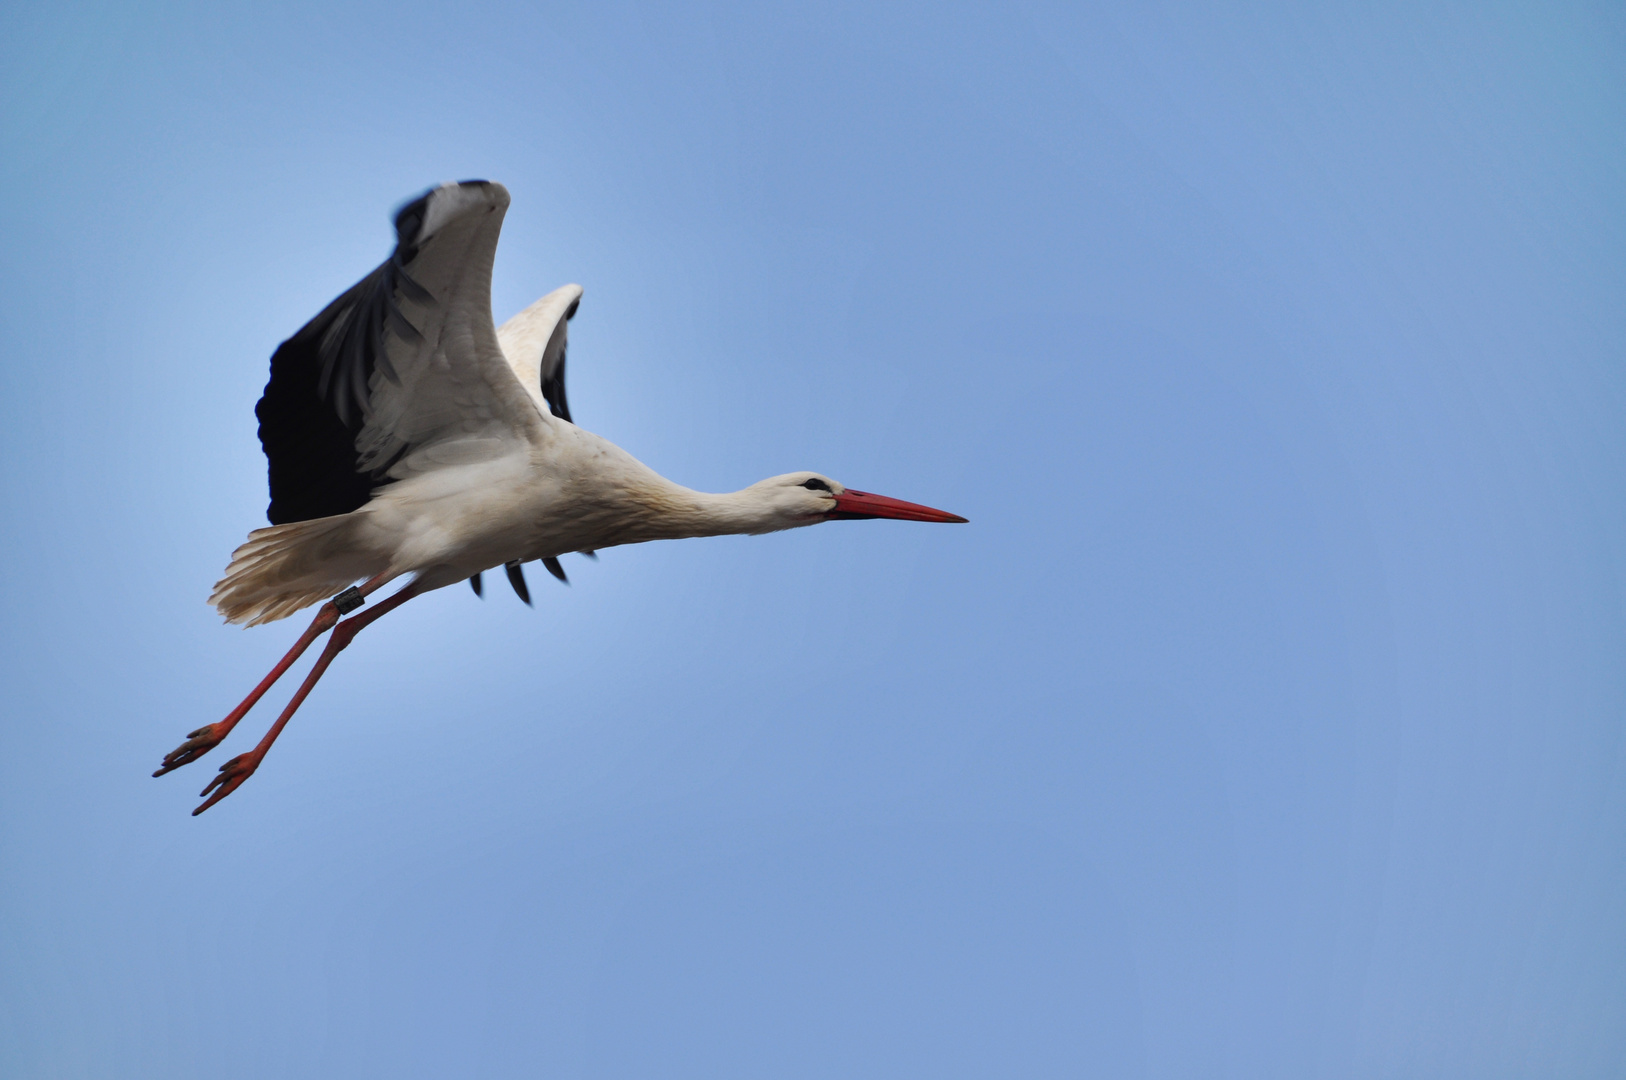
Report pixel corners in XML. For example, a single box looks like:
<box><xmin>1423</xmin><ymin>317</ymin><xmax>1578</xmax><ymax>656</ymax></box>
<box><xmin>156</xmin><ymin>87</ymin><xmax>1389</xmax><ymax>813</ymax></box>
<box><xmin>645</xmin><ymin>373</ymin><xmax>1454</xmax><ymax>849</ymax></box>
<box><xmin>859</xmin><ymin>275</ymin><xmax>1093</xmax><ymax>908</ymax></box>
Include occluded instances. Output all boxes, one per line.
<box><xmin>542</xmin><ymin>350</ymin><xmax>571</xmax><ymax>422</ymax></box>
<box><xmin>256</xmin><ymin>262</ymin><xmax>401</xmax><ymax>524</ymax></box>
<box><xmin>255</xmin><ymin>181</ymin><xmax>508</xmax><ymax>525</ymax></box>
<box><xmin>541</xmin><ymin>296</ymin><xmax>579</xmax><ymax>423</ymax></box>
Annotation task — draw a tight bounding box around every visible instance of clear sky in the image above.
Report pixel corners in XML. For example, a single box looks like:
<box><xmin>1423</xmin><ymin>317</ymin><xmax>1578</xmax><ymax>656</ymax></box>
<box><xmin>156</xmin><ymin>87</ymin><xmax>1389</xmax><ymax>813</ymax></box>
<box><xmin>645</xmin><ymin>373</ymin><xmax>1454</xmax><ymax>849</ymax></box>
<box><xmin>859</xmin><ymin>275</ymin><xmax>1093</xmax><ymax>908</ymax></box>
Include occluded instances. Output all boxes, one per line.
<box><xmin>1</xmin><ymin>2</ymin><xmax>1622</xmax><ymax>1077</ymax></box>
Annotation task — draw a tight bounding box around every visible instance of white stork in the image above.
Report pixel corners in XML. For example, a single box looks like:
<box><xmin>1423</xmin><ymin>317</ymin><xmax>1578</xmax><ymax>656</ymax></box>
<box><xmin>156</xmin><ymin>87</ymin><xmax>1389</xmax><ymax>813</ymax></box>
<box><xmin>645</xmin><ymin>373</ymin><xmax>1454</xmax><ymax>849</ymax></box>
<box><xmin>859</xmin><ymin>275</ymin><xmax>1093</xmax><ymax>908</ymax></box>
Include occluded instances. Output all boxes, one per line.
<box><xmin>156</xmin><ymin>180</ymin><xmax>966</xmax><ymax>815</ymax></box>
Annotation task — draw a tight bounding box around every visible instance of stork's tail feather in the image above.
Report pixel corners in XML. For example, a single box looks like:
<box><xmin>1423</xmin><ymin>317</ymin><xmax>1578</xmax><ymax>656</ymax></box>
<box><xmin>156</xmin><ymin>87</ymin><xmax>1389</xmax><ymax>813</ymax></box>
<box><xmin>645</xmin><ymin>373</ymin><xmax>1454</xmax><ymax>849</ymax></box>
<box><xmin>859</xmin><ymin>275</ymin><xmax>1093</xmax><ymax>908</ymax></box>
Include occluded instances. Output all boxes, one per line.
<box><xmin>210</xmin><ymin>514</ymin><xmax>383</xmax><ymax>626</ymax></box>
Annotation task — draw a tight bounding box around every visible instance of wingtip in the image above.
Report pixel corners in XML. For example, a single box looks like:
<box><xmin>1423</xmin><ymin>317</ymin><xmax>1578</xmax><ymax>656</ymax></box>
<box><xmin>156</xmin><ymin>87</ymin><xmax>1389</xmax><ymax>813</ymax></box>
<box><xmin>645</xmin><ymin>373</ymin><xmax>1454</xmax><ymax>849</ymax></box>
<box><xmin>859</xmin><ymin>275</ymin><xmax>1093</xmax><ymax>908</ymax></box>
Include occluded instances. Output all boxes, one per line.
<box><xmin>396</xmin><ymin>180</ymin><xmax>510</xmax><ymax>245</ymax></box>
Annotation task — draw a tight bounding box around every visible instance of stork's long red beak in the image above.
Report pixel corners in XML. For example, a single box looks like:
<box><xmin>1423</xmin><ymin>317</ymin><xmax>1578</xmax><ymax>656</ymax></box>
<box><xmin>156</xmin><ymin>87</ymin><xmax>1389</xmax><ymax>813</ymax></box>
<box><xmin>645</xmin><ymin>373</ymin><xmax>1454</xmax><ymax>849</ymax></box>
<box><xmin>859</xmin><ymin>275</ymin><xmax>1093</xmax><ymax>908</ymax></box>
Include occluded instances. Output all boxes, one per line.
<box><xmin>828</xmin><ymin>489</ymin><xmax>968</xmax><ymax>523</ymax></box>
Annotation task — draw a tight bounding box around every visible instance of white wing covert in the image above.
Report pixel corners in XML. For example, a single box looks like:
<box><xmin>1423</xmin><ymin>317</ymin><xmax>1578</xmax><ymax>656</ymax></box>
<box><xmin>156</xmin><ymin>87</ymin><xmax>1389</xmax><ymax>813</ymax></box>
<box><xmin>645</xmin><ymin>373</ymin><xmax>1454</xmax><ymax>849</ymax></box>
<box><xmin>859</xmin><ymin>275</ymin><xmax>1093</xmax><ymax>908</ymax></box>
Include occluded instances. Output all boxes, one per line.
<box><xmin>497</xmin><ymin>282</ymin><xmax>583</xmax><ymax>424</ymax></box>
<box><xmin>255</xmin><ymin>181</ymin><xmax>545</xmax><ymax>524</ymax></box>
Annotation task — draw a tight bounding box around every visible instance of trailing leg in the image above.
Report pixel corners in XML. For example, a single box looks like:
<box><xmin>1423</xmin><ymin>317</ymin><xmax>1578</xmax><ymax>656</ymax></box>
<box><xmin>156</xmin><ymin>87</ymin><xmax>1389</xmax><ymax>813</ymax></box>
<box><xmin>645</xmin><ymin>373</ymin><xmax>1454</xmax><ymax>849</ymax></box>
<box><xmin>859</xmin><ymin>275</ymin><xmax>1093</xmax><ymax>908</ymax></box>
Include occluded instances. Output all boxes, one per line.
<box><xmin>154</xmin><ymin>574</ymin><xmax>393</xmax><ymax>777</ymax></box>
<box><xmin>192</xmin><ymin>579</ymin><xmax>423</xmax><ymax>815</ymax></box>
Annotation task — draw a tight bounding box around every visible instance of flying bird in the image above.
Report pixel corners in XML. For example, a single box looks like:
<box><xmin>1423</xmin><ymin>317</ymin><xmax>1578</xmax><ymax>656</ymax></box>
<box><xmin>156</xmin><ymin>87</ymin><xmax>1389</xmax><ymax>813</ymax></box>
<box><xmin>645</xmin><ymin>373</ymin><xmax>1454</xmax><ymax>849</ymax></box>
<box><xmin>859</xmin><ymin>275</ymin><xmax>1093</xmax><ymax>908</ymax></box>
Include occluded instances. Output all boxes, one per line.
<box><xmin>155</xmin><ymin>180</ymin><xmax>966</xmax><ymax>815</ymax></box>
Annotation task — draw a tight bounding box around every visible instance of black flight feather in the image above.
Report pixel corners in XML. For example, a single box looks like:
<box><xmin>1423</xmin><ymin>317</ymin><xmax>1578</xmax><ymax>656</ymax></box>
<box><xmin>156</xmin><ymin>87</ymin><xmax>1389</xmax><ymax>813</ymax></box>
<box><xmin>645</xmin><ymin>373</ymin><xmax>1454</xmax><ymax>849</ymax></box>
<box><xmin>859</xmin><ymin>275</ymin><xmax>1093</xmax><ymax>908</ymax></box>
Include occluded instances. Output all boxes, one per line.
<box><xmin>255</xmin><ymin>181</ymin><xmax>490</xmax><ymax>525</ymax></box>
<box><xmin>505</xmin><ymin>561</ymin><xmax>531</xmax><ymax>605</ymax></box>
<box><xmin>539</xmin><ymin>296</ymin><xmax>578</xmax><ymax>423</ymax></box>
<box><xmin>541</xmin><ymin>345</ymin><xmax>572</xmax><ymax>423</ymax></box>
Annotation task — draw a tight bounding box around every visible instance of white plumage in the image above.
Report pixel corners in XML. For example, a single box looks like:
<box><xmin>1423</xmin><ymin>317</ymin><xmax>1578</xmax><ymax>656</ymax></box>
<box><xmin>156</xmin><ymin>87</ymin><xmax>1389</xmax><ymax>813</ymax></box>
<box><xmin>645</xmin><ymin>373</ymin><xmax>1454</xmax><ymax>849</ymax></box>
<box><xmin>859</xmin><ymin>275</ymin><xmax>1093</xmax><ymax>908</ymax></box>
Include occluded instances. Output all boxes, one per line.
<box><xmin>158</xmin><ymin>180</ymin><xmax>964</xmax><ymax>814</ymax></box>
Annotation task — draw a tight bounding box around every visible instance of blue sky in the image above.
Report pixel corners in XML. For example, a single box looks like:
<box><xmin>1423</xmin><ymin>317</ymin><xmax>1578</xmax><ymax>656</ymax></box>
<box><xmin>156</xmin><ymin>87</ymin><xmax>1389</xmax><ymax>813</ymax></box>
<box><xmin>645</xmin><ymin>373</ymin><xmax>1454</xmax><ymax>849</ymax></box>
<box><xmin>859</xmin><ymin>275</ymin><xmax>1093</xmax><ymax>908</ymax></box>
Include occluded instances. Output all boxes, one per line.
<box><xmin>1</xmin><ymin>2</ymin><xmax>1622</xmax><ymax>1077</ymax></box>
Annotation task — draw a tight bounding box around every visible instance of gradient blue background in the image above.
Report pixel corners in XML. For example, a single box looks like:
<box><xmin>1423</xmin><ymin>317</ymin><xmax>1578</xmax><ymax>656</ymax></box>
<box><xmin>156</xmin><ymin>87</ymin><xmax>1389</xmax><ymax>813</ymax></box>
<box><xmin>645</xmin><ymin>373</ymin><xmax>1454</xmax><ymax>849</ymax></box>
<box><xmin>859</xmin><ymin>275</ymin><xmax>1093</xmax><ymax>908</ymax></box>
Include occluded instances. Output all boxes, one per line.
<box><xmin>2</xmin><ymin>3</ymin><xmax>1622</xmax><ymax>1076</ymax></box>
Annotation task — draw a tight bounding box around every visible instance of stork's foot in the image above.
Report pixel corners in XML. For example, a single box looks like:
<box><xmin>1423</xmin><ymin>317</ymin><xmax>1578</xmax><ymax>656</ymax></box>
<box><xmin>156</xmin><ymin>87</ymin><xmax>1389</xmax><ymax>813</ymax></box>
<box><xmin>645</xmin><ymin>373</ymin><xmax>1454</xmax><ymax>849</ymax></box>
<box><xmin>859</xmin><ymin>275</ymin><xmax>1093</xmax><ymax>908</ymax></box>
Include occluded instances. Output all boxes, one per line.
<box><xmin>153</xmin><ymin>723</ymin><xmax>229</xmax><ymax>777</ymax></box>
<box><xmin>193</xmin><ymin>752</ymin><xmax>262</xmax><ymax>815</ymax></box>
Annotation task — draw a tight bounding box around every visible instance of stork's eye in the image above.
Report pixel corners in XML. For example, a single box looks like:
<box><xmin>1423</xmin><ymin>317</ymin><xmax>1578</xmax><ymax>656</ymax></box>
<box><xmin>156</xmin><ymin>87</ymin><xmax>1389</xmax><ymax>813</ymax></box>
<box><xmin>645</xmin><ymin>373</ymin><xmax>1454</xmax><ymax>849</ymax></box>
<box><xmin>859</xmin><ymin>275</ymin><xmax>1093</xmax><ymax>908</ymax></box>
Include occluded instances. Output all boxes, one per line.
<box><xmin>802</xmin><ymin>478</ymin><xmax>831</xmax><ymax>491</ymax></box>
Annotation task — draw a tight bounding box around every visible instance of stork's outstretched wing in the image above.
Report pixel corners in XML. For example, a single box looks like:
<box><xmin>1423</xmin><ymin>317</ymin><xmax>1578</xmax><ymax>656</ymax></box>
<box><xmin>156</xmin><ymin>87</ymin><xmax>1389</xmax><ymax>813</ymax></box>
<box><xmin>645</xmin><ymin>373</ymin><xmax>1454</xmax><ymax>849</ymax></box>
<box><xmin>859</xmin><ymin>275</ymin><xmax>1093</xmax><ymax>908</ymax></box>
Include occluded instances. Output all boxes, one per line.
<box><xmin>492</xmin><ymin>283</ymin><xmax>594</xmax><ymax>595</ymax></box>
<box><xmin>255</xmin><ymin>181</ymin><xmax>545</xmax><ymax>525</ymax></box>
<box><xmin>497</xmin><ymin>282</ymin><xmax>582</xmax><ymax>424</ymax></box>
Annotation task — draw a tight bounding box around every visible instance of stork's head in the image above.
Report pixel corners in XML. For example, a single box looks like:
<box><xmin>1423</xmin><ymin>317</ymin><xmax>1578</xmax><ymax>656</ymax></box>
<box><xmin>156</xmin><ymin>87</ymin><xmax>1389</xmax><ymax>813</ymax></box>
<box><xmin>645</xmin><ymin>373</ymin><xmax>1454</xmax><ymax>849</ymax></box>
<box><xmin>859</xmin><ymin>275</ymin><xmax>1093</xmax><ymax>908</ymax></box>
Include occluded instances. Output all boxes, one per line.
<box><xmin>750</xmin><ymin>471</ymin><xmax>968</xmax><ymax>530</ymax></box>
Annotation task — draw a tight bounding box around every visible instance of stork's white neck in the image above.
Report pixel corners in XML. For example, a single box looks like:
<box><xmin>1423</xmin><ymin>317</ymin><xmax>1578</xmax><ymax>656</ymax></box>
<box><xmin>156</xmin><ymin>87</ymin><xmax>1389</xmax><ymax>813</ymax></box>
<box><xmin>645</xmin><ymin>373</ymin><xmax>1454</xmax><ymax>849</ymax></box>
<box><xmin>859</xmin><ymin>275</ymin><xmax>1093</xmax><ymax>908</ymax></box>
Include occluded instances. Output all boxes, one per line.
<box><xmin>522</xmin><ymin>431</ymin><xmax>819</xmax><ymax>555</ymax></box>
<box><xmin>631</xmin><ymin>483</ymin><xmax>797</xmax><ymax>541</ymax></box>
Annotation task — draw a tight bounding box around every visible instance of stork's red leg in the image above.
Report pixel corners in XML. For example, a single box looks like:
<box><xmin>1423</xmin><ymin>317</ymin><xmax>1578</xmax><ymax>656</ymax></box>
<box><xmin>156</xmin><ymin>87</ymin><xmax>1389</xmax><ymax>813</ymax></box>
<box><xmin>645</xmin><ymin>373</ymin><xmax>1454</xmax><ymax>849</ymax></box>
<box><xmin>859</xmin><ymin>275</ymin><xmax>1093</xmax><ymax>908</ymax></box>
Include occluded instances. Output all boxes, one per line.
<box><xmin>191</xmin><ymin>580</ymin><xmax>424</xmax><ymax>815</ymax></box>
<box><xmin>154</xmin><ymin>574</ymin><xmax>394</xmax><ymax>777</ymax></box>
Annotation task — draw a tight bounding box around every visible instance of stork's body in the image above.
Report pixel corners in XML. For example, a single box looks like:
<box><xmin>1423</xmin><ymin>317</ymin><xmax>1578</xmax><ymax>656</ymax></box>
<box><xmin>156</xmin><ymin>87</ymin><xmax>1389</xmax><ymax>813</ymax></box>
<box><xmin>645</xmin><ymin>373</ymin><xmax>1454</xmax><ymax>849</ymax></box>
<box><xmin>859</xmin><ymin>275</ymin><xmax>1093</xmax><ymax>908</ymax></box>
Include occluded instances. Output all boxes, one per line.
<box><xmin>232</xmin><ymin>421</ymin><xmax>833</xmax><ymax>614</ymax></box>
<box><xmin>158</xmin><ymin>181</ymin><xmax>964</xmax><ymax>814</ymax></box>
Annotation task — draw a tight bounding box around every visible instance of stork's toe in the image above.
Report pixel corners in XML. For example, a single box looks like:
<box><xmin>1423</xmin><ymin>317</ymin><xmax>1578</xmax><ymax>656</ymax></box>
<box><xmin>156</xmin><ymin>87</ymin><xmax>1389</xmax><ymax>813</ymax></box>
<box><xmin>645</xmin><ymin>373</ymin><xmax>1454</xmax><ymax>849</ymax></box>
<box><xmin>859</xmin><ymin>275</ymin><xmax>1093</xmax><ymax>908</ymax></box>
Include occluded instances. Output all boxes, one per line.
<box><xmin>153</xmin><ymin>724</ymin><xmax>228</xmax><ymax>776</ymax></box>
<box><xmin>192</xmin><ymin>753</ymin><xmax>261</xmax><ymax>815</ymax></box>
